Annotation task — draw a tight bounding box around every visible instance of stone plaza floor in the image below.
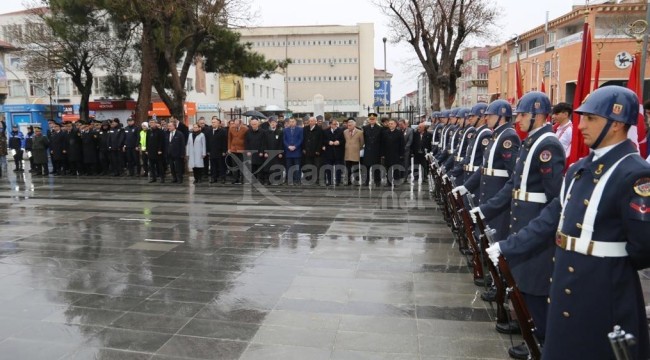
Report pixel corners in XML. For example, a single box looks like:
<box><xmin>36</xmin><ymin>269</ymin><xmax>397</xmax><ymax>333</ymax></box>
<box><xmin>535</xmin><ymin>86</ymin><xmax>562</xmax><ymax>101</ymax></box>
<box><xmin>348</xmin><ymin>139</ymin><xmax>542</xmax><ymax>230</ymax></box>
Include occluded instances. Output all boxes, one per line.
<box><xmin>0</xmin><ymin>170</ymin><xmax>540</xmax><ymax>360</ymax></box>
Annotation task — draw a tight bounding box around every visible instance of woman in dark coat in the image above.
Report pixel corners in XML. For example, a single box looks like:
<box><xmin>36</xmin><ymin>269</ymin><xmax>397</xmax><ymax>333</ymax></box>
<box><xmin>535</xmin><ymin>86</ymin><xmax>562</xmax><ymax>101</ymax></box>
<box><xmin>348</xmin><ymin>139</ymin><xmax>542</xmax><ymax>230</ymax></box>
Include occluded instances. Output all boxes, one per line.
<box><xmin>380</xmin><ymin>119</ymin><xmax>405</xmax><ymax>185</ymax></box>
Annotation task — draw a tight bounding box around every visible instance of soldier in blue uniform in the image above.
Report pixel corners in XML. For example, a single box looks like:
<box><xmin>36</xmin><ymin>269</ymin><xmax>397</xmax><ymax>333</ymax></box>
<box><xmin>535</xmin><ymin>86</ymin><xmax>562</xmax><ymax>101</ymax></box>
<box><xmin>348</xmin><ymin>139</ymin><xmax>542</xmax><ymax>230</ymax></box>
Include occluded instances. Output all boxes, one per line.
<box><xmin>487</xmin><ymin>86</ymin><xmax>650</xmax><ymax>360</ymax></box>
<box><xmin>430</xmin><ymin>112</ymin><xmax>444</xmax><ymax>156</ymax></box>
<box><xmin>458</xmin><ymin>103</ymin><xmax>492</xmax><ymax>188</ymax></box>
<box><xmin>436</xmin><ymin>108</ymin><xmax>460</xmax><ymax>165</ymax></box>
<box><xmin>446</xmin><ymin>108</ymin><xmax>477</xmax><ymax>183</ymax></box>
<box><xmin>452</xmin><ymin>100</ymin><xmax>521</xmax><ymax>241</ymax></box>
<box><xmin>471</xmin><ymin>92</ymin><xmax>565</xmax><ymax>359</ymax></box>
<box><xmin>442</xmin><ymin>108</ymin><xmax>469</xmax><ymax>172</ymax></box>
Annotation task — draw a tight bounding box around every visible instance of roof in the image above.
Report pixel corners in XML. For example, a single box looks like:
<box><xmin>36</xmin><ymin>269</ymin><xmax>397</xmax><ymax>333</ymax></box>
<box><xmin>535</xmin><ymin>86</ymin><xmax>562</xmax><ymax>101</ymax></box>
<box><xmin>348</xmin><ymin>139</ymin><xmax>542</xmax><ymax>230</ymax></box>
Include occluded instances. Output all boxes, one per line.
<box><xmin>0</xmin><ymin>7</ymin><xmax>49</xmax><ymax>17</ymax></box>
<box><xmin>0</xmin><ymin>40</ymin><xmax>18</xmax><ymax>51</ymax></box>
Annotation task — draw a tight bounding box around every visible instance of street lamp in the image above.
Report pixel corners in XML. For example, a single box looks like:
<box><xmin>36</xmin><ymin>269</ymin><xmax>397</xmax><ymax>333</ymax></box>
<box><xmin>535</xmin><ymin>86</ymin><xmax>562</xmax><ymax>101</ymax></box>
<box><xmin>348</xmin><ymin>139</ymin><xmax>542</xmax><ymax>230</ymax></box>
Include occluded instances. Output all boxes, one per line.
<box><xmin>382</xmin><ymin>37</ymin><xmax>387</xmax><ymax>117</ymax></box>
<box><xmin>47</xmin><ymin>86</ymin><xmax>54</xmax><ymax>122</ymax></box>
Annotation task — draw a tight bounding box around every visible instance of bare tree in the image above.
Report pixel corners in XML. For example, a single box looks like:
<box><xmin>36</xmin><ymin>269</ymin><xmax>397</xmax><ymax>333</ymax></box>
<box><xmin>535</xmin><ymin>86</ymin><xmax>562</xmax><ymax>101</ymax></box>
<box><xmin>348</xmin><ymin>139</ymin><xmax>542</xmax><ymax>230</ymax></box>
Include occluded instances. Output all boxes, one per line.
<box><xmin>377</xmin><ymin>0</ymin><xmax>499</xmax><ymax>110</ymax></box>
<box><xmin>14</xmin><ymin>3</ymin><xmax>118</xmax><ymax>122</ymax></box>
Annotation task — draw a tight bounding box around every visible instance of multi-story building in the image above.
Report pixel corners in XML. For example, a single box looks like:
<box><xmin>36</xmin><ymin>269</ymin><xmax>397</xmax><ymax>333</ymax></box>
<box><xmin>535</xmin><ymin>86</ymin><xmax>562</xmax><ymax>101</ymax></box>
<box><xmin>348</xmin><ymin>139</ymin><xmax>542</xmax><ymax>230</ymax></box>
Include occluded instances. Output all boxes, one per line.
<box><xmin>238</xmin><ymin>23</ymin><xmax>375</xmax><ymax>118</ymax></box>
<box><xmin>391</xmin><ymin>90</ymin><xmax>419</xmax><ymax>123</ymax></box>
<box><xmin>0</xmin><ymin>8</ymin><xmax>284</xmax><ymax>122</ymax></box>
<box><xmin>456</xmin><ymin>46</ymin><xmax>490</xmax><ymax>107</ymax></box>
<box><xmin>417</xmin><ymin>72</ymin><xmax>431</xmax><ymax>116</ymax></box>
<box><xmin>488</xmin><ymin>1</ymin><xmax>650</xmax><ymax>105</ymax></box>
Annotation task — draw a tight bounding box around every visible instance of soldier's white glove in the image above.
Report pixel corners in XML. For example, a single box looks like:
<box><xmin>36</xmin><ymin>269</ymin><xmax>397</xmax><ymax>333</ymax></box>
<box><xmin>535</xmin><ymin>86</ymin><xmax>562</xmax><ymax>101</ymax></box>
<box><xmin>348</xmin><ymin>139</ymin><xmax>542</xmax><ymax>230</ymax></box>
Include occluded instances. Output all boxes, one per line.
<box><xmin>469</xmin><ymin>207</ymin><xmax>485</xmax><ymax>224</ymax></box>
<box><xmin>436</xmin><ymin>168</ymin><xmax>442</xmax><ymax>176</ymax></box>
<box><xmin>452</xmin><ymin>185</ymin><xmax>468</xmax><ymax>199</ymax></box>
<box><xmin>10</xmin><ymin>149</ymin><xmax>16</xmax><ymax>156</ymax></box>
<box><xmin>486</xmin><ymin>242</ymin><xmax>501</xmax><ymax>267</ymax></box>
<box><xmin>425</xmin><ymin>153</ymin><xmax>433</xmax><ymax>162</ymax></box>
<box><xmin>442</xmin><ymin>174</ymin><xmax>449</xmax><ymax>183</ymax></box>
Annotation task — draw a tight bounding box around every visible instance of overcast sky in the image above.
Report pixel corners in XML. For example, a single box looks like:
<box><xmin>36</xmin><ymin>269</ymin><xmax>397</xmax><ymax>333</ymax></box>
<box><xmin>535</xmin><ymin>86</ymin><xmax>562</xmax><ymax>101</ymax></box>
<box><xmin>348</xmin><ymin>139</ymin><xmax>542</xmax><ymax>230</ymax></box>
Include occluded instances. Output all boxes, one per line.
<box><xmin>0</xmin><ymin>0</ymin><xmax>582</xmax><ymax>99</ymax></box>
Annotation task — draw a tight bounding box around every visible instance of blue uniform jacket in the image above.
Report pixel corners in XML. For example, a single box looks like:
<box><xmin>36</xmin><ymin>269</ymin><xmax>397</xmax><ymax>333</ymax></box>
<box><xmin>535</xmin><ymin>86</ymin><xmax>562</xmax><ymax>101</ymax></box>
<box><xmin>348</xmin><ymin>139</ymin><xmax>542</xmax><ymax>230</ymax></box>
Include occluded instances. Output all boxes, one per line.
<box><xmin>499</xmin><ymin>139</ymin><xmax>650</xmax><ymax>360</ymax></box>
<box><xmin>485</xmin><ymin>125</ymin><xmax>565</xmax><ymax>295</ymax></box>
<box><xmin>435</xmin><ymin>124</ymin><xmax>457</xmax><ymax>163</ymax></box>
<box><xmin>448</xmin><ymin>126</ymin><xmax>477</xmax><ymax>181</ymax></box>
<box><xmin>460</xmin><ymin>125</ymin><xmax>492</xmax><ymax>189</ymax></box>
<box><xmin>464</xmin><ymin>123</ymin><xmax>520</xmax><ymax>239</ymax></box>
<box><xmin>430</xmin><ymin>123</ymin><xmax>444</xmax><ymax>156</ymax></box>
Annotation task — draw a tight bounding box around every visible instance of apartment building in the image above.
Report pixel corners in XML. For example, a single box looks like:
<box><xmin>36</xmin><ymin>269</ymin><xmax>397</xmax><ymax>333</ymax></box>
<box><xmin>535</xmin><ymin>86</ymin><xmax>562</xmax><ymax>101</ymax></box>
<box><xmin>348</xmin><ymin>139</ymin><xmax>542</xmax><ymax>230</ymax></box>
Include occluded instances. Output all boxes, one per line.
<box><xmin>238</xmin><ymin>23</ymin><xmax>375</xmax><ymax>117</ymax></box>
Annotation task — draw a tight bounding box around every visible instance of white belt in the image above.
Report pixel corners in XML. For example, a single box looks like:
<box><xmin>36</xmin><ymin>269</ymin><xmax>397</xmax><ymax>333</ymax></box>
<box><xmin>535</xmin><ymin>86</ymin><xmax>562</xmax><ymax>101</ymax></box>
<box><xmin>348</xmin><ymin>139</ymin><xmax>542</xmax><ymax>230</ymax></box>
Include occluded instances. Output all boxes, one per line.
<box><xmin>556</xmin><ymin>232</ymin><xmax>628</xmax><ymax>258</ymax></box>
<box><xmin>481</xmin><ymin>168</ymin><xmax>509</xmax><ymax>177</ymax></box>
<box><xmin>447</xmin><ymin>150</ymin><xmax>453</xmax><ymax>154</ymax></box>
<box><xmin>432</xmin><ymin>142</ymin><xmax>440</xmax><ymax>146</ymax></box>
<box><xmin>454</xmin><ymin>156</ymin><xmax>464</xmax><ymax>162</ymax></box>
<box><xmin>464</xmin><ymin>165</ymin><xmax>479</xmax><ymax>172</ymax></box>
<box><xmin>512</xmin><ymin>189</ymin><xmax>547</xmax><ymax>203</ymax></box>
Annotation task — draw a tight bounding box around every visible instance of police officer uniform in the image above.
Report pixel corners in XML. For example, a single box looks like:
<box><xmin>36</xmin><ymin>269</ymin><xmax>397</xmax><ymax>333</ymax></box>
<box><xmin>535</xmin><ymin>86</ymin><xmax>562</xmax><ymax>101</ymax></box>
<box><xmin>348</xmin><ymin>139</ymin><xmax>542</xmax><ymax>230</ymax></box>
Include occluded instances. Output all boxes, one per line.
<box><xmin>488</xmin><ymin>86</ymin><xmax>650</xmax><ymax>360</ymax></box>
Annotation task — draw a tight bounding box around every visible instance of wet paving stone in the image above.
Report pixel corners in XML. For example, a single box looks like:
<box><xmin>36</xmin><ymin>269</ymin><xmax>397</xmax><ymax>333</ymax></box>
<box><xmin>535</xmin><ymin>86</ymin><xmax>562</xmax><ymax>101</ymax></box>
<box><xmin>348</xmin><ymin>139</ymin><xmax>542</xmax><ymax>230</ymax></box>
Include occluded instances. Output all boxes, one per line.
<box><xmin>0</xmin><ymin>174</ymin><xmax>524</xmax><ymax>358</ymax></box>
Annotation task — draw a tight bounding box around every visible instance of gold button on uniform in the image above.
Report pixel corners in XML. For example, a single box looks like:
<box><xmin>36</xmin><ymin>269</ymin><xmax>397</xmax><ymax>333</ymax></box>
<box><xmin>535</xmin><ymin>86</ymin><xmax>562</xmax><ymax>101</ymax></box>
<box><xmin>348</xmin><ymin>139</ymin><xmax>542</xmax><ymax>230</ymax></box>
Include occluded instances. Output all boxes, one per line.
<box><xmin>583</xmin><ymin>199</ymin><xmax>589</xmax><ymax>206</ymax></box>
<box><xmin>576</xmin><ymin>223</ymin><xmax>582</xmax><ymax>229</ymax></box>
<box><xmin>547</xmin><ymin>297</ymin><xmax>551</xmax><ymax>304</ymax></box>
<box><xmin>563</xmin><ymin>311</ymin><xmax>570</xmax><ymax>318</ymax></box>
<box><xmin>549</xmin><ymin>277</ymin><xmax>553</xmax><ymax>283</ymax></box>
<box><xmin>552</xmin><ymin>257</ymin><xmax>555</xmax><ymax>262</ymax></box>
<box><xmin>513</xmin><ymin>217</ymin><xmax>517</xmax><ymax>222</ymax></box>
<box><xmin>565</xmin><ymin>289</ymin><xmax>572</xmax><ymax>295</ymax></box>
<box><xmin>568</xmin><ymin>266</ymin><xmax>575</xmax><ymax>273</ymax></box>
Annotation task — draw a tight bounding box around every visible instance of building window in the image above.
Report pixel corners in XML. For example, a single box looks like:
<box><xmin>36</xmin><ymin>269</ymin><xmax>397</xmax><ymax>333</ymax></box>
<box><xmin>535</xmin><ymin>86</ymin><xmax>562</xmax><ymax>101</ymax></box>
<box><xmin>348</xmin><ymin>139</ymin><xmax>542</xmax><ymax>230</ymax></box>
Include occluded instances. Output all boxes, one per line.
<box><xmin>8</xmin><ymin>80</ymin><xmax>26</xmax><ymax>98</ymax></box>
<box><xmin>57</xmin><ymin>78</ymin><xmax>70</xmax><ymax>96</ymax></box>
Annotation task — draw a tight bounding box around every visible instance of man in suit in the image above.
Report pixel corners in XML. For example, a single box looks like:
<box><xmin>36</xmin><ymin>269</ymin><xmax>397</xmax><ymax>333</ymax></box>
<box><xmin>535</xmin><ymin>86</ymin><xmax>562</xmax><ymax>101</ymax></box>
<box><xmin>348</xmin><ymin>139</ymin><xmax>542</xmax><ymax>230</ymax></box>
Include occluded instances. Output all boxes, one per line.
<box><xmin>411</xmin><ymin>122</ymin><xmax>432</xmax><ymax>182</ymax></box>
<box><xmin>244</xmin><ymin>119</ymin><xmax>266</xmax><ymax>183</ymax></box>
<box><xmin>399</xmin><ymin>119</ymin><xmax>414</xmax><ymax>181</ymax></box>
<box><xmin>381</xmin><ymin>119</ymin><xmax>405</xmax><ymax>186</ymax></box>
<box><xmin>227</xmin><ymin>119</ymin><xmax>248</xmax><ymax>184</ymax></box>
<box><xmin>206</xmin><ymin>117</ymin><xmax>228</xmax><ymax>184</ymax></box>
<box><xmin>322</xmin><ymin>119</ymin><xmax>345</xmax><ymax>186</ymax></box>
<box><xmin>302</xmin><ymin>116</ymin><xmax>323</xmax><ymax>185</ymax></box>
<box><xmin>363</xmin><ymin>113</ymin><xmax>383</xmax><ymax>185</ymax></box>
<box><xmin>166</xmin><ymin>121</ymin><xmax>186</xmax><ymax>184</ymax></box>
<box><xmin>344</xmin><ymin>119</ymin><xmax>364</xmax><ymax>185</ymax></box>
<box><xmin>146</xmin><ymin>120</ymin><xmax>165</xmax><ymax>183</ymax></box>
<box><xmin>283</xmin><ymin>118</ymin><xmax>303</xmax><ymax>185</ymax></box>
<box><xmin>264</xmin><ymin>116</ymin><xmax>284</xmax><ymax>185</ymax></box>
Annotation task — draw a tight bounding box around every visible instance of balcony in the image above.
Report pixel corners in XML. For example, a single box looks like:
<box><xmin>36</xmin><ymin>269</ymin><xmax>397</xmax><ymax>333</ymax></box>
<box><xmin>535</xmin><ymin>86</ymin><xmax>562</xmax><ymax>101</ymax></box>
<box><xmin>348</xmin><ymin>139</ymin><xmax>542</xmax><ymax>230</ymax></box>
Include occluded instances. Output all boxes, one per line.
<box><xmin>556</xmin><ymin>32</ymin><xmax>583</xmax><ymax>49</ymax></box>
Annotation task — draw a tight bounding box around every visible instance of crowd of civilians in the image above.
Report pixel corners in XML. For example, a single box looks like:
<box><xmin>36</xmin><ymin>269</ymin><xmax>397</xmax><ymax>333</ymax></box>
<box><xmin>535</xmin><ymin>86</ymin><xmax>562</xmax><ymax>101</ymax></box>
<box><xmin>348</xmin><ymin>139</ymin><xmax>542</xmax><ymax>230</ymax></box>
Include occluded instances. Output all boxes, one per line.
<box><xmin>0</xmin><ymin>113</ymin><xmax>435</xmax><ymax>186</ymax></box>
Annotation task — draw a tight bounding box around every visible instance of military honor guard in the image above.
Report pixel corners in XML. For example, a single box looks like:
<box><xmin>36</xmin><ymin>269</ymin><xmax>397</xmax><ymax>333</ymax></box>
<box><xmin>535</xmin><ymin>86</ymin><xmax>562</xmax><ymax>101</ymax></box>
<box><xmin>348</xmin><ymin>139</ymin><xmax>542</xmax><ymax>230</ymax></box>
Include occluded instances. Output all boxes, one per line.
<box><xmin>482</xmin><ymin>86</ymin><xmax>650</xmax><ymax>359</ymax></box>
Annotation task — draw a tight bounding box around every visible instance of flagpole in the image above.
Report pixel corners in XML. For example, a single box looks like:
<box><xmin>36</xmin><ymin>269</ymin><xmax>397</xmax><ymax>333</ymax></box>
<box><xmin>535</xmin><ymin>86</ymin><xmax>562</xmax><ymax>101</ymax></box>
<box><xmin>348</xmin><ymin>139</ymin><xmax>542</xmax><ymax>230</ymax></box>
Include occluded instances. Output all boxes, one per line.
<box><xmin>640</xmin><ymin>1</ymin><xmax>650</xmax><ymax>97</ymax></box>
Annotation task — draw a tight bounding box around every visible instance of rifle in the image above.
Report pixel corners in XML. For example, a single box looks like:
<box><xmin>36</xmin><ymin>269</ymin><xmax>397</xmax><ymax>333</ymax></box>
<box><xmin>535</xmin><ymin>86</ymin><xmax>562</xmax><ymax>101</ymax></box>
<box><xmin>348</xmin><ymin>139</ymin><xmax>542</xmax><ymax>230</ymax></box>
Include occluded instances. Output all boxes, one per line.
<box><xmin>475</xmin><ymin>216</ymin><xmax>541</xmax><ymax>360</ymax></box>
<box><xmin>444</xmin><ymin>175</ymin><xmax>471</xmax><ymax>255</ymax></box>
<box><xmin>452</xmin><ymin>192</ymin><xmax>484</xmax><ymax>282</ymax></box>
<box><xmin>609</xmin><ymin>326</ymin><xmax>636</xmax><ymax>360</ymax></box>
